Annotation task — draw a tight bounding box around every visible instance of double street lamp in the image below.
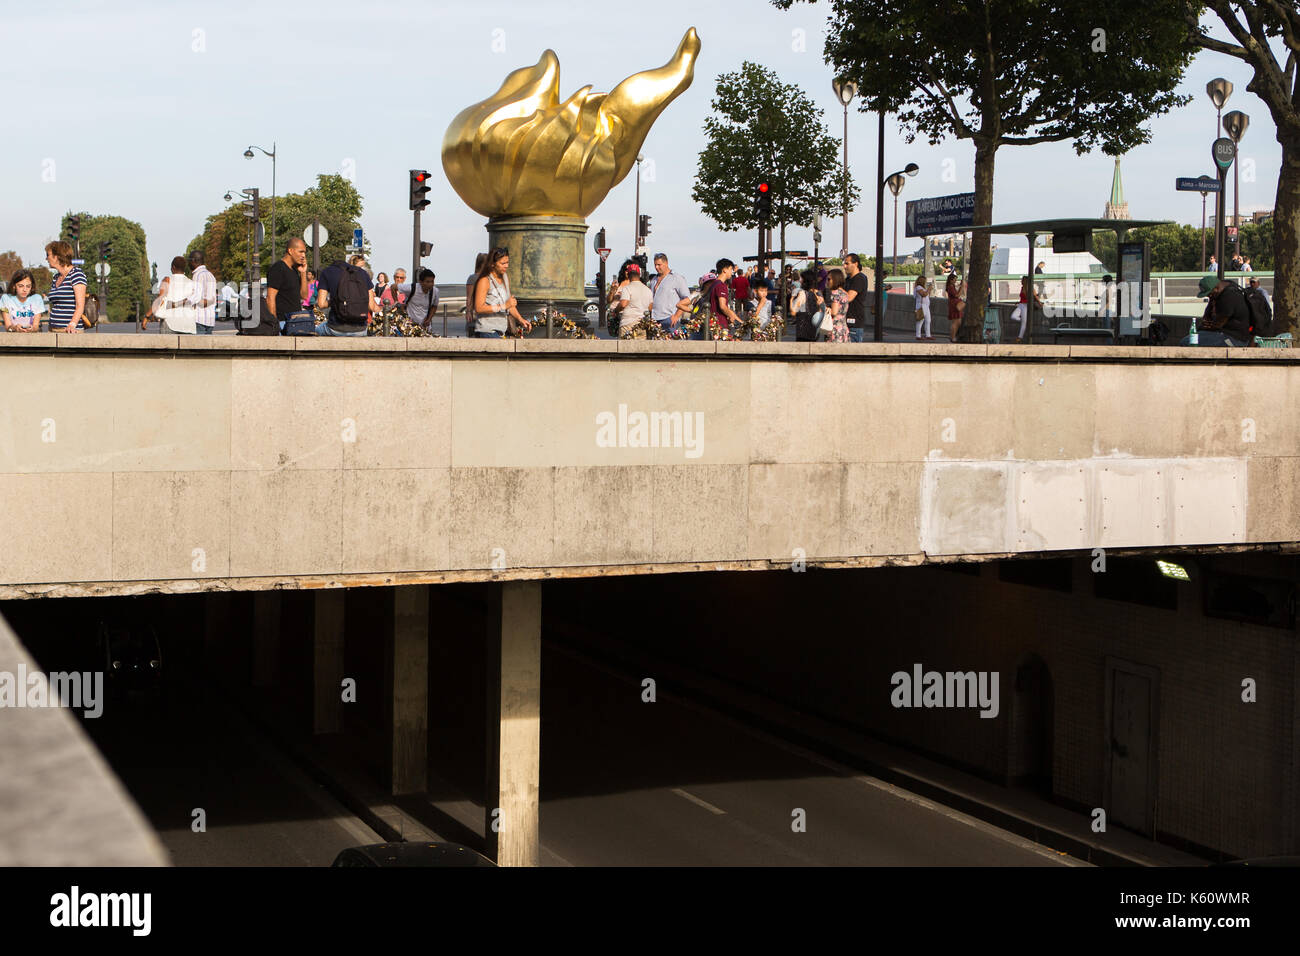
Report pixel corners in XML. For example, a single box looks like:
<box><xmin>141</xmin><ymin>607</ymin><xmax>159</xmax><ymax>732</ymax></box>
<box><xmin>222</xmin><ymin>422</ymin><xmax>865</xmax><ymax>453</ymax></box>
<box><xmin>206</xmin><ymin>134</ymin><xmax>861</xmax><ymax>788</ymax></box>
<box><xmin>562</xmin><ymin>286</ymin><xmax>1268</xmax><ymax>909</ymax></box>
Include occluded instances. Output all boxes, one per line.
<box><xmin>1222</xmin><ymin>109</ymin><xmax>1250</xmax><ymax>264</ymax></box>
<box><xmin>244</xmin><ymin>143</ymin><xmax>277</xmax><ymax>259</ymax></box>
<box><xmin>1205</xmin><ymin>80</ymin><xmax>1231</xmax><ymax>263</ymax></box>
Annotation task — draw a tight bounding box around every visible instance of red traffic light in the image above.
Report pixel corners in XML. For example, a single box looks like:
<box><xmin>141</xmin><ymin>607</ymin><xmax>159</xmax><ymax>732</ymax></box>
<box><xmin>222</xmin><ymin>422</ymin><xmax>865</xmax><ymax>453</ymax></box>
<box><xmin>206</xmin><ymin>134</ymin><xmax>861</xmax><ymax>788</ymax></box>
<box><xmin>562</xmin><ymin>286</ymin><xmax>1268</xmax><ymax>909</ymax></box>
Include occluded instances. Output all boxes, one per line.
<box><xmin>415</xmin><ymin>172</ymin><xmax>428</xmax><ymax>182</ymax></box>
<box><xmin>758</xmin><ymin>182</ymin><xmax>769</xmax><ymax>192</ymax></box>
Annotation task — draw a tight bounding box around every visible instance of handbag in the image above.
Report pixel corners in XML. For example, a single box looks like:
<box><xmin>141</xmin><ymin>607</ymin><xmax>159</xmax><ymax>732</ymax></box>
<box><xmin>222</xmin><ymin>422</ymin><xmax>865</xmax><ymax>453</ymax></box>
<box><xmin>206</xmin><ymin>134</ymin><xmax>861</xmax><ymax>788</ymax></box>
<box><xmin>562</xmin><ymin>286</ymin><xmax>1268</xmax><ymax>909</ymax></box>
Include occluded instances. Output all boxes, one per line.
<box><xmin>284</xmin><ymin>311</ymin><xmax>317</xmax><ymax>335</ymax></box>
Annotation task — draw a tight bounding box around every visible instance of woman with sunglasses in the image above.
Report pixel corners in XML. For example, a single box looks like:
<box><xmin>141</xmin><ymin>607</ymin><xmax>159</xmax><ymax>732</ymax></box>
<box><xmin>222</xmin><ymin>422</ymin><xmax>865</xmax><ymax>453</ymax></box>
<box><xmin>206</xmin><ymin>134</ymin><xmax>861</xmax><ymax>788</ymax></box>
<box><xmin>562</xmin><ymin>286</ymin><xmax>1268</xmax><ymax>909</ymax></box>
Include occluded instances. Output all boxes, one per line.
<box><xmin>472</xmin><ymin>248</ymin><xmax>531</xmax><ymax>338</ymax></box>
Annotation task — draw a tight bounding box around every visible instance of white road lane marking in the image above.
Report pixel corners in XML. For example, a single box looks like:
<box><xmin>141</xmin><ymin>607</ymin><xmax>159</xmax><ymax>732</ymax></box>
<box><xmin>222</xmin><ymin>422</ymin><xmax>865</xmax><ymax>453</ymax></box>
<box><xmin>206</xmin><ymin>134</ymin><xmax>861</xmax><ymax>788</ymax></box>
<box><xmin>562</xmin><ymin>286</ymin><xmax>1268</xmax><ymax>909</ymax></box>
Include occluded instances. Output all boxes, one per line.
<box><xmin>671</xmin><ymin>787</ymin><xmax>727</xmax><ymax>815</ymax></box>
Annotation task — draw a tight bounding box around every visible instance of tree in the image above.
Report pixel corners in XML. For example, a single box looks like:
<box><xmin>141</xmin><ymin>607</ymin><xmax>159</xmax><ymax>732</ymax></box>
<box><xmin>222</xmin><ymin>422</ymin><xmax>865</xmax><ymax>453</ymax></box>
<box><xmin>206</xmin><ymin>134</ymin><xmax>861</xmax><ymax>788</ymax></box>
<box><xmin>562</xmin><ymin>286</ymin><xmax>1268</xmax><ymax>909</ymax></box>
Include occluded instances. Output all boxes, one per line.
<box><xmin>59</xmin><ymin>212</ymin><xmax>150</xmax><ymax>322</ymax></box>
<box><xmin>0</xmin><ymin>250</ymin><xmax>22</xmax><ymax>286</ymax></box>
<box><xmin>1091</xmin><ymin>219</ymin><xmax>1275</xmax><ymax>271</ymax></box>
<box><xmin>188</xmin><ymin>174</ymin><xmax>370</xmax><ymax>283</ymax></box>
<box><xmin>775</xmin><ymin>0</ymin><xmax>1197</xmax><ymax>340</ymax></box>
<box><xmin>1190</xmin><ymin>1</ymin><xmax>1299</xmax><ymax>330</ymax></box>
<box><xmin>692</xmin><ymin>61</ymin><xmax>858</xmax><ymax>283</ymax></box>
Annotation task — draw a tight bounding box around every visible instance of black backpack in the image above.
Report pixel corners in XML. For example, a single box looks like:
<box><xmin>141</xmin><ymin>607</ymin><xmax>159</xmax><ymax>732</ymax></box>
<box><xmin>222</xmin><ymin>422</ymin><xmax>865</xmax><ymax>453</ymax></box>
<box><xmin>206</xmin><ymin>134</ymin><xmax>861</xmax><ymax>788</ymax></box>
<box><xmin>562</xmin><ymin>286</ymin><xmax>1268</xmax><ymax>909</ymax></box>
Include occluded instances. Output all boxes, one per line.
<box><xmin>1244</xmin><ymin>285</ymin><xmax>1275</xmax><ymax>338</ymax></box>
<box><xmin>333</xmin><ymin>263</ymin><xmax>370</xmax><ymax>323</ymax></box>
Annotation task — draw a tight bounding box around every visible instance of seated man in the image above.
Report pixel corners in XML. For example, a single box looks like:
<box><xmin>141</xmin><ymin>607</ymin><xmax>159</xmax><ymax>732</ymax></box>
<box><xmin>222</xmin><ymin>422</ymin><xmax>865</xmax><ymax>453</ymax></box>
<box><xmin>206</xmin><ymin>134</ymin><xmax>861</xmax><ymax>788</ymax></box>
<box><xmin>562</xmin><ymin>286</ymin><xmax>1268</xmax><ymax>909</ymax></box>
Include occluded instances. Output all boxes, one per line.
<box><xmin>1184</xmin><ymin>275</ymin><xmax>1251</xmax><ymax>347</ymax></box>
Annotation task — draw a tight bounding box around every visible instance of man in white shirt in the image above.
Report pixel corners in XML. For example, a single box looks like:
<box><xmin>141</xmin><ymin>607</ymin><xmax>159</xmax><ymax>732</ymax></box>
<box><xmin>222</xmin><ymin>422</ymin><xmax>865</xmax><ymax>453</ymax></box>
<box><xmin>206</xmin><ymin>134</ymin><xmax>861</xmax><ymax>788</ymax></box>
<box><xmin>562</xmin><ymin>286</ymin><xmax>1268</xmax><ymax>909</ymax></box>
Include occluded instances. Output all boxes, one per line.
<box><xmin>187</xmin><ymin>250</ymin><xmax>218</xmax><ymax>334</ymax></box>
<box><xmin>392</xmin><ymin>269</ymin><xmax>441</xmax><ymax>331</ymax></box>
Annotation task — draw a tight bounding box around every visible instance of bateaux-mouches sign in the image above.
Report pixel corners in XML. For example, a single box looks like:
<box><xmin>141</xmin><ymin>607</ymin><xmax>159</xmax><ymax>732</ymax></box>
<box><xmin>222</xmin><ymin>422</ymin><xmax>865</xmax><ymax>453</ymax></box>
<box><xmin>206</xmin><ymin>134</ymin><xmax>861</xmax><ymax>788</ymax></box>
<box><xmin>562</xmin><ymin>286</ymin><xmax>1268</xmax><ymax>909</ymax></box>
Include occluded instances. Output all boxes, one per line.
<box><xmin>905</xmin><ymin>192</ymin><xmax>976</xmax><ymax>237</ymax></box>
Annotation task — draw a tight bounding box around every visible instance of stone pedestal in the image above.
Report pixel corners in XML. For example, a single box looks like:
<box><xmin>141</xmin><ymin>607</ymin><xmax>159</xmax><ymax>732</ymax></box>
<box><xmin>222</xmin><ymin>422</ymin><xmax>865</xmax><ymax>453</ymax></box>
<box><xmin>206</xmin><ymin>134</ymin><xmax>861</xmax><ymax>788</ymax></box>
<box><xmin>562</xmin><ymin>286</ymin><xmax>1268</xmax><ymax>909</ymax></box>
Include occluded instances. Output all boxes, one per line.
<box><xmin>485</xmin><ymin>215</ymin><xmax>588</xmax><ymax>325</ymax></box>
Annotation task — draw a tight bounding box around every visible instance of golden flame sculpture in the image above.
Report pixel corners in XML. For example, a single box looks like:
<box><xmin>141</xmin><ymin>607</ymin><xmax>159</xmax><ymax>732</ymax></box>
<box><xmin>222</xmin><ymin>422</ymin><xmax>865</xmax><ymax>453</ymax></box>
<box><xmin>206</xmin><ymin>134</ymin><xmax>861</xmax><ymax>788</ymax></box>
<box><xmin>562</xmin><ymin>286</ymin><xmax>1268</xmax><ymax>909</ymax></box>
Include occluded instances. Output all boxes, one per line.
<box><xmin>441</xmin><ymin>28</ymin><xmax>700</xmax><ymax>219</ymax></box>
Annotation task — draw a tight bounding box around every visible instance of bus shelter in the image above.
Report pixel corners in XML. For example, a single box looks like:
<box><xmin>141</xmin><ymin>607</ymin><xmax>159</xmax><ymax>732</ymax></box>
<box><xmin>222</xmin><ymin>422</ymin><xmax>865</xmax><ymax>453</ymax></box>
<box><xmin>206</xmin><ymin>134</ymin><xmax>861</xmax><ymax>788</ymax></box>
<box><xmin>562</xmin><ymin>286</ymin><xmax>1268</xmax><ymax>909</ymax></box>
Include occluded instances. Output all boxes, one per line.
<box><xmin>965</xmin><ymin>218</ymin><xmax>1172</xmax><ymax>343</ymax></box>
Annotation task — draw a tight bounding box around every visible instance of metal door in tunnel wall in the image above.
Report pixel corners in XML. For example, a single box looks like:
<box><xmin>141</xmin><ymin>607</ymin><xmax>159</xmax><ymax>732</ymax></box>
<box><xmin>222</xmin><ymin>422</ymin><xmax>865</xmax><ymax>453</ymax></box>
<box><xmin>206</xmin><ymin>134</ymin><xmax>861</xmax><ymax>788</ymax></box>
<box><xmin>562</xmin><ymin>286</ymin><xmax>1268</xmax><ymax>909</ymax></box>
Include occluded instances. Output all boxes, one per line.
<box><xmin>1105</xmin><ymin>659</ymin><xmax>1160</xmax><ymax>837</ymax></box>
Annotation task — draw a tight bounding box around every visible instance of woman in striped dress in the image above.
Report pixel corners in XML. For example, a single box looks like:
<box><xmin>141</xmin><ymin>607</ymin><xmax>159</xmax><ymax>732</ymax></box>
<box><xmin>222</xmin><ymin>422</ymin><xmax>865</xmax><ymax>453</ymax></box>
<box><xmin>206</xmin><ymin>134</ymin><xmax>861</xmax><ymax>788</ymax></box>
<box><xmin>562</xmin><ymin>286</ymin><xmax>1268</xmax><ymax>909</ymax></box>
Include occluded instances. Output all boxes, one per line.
<box><xmin>44</xmin><ymin>241</ymin><xmax>88</xmax><ymax>333</ymax></box>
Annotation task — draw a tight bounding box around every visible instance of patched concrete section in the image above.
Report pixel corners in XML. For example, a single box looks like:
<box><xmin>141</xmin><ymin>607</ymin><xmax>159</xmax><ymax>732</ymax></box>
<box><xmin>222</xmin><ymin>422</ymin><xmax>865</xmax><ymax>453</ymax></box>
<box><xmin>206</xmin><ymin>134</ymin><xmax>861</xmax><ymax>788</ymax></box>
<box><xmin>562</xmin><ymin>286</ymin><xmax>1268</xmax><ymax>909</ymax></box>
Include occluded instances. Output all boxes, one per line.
<box><xmin>922</xmin><ymin>458</ymin><xmax>1248</xmax><ymax>555</ymax></box>
<box><xmin>921</xmin><ymin>463</ymin><xmax>1011</xmax><ymax>555</ymax></box>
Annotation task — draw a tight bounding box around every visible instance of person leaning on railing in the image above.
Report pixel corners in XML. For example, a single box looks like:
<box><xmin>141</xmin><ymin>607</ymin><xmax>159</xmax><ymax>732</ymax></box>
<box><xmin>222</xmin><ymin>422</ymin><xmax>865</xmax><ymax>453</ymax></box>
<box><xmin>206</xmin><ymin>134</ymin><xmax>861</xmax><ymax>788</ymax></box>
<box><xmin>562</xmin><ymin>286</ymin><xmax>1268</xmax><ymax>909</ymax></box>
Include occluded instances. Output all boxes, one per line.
<box><xmin>44</xmin><ymin>241</ymin><xmax>88</xmax><ymax>333</ymax></box>
<box><xmin>1</xmin><ymin>269</ymin><xmax>46</xmax><ymax>332</ymax></box>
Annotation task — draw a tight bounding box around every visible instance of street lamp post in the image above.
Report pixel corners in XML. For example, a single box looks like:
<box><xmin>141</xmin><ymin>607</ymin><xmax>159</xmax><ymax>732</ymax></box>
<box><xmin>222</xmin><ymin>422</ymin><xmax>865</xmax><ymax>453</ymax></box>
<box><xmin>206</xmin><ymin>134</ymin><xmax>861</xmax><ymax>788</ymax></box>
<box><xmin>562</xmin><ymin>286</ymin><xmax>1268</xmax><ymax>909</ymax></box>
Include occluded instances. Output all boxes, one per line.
<box><xmin>1200</xmin><ymin>187</ymin><xmax>1209</xmax><ymax>271</ymax></box>
<box><xmin>874</xmin><ymin>162</ymin><xmax>918</xmax><ymax>341</ymax></box>
<box><xmin>244</xmin><ymin>143</ymin><xmax>277</xmax><ymax>259</ymax></box>
<box><xmin>1205</xmin><ymin>80</ymin><xmax>1231</xmax><ymax>264</ymax></box>
<box><xmin>886</xmin><ymin>173</ymin><xmax>907</xmax><ymax>276</ymax></box>
<box><xmin>832</xmin><ymin>79</ymin><xmax>857</xmax><ymax>261</ymax></box>
<box><xmin>634</xmin><ymin>154</ymin><xmax>644</xmax><ymax>250</ymax></box>
<box><xmin>1223</xmin><ymin>110</ymin><xmax>1249</xmax><ymax>266</ymax></box>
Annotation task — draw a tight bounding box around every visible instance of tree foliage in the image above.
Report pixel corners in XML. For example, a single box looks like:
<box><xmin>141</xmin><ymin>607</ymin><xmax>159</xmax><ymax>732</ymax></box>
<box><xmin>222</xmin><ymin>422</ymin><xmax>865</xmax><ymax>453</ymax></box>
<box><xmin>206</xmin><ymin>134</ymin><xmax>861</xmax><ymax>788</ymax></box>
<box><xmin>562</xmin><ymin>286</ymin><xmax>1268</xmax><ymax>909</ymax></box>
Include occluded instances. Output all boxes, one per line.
<box><xmin>58</xmin><ymin>211</ymin><xmax>151</xmax><ymax>322</ymax></box>
<box><xmin>0</xmin><ymin>250</ymin><xmax>23</xmax><ymax>286</ymax></box>
<box><xmin>774</xmin><ymin>0</ymin><xmax>1198</xmax><ymax>338</ymax></box>
<box><xmin>1090</xmin><ymin>219</ymin><xmax>1275</xmax><ymax>272</ymax></box>
<box><xmin>692</xmin><ymin>61</ymin><xmax>858</xmax><ymax>234</ymax></box>
<box><xmin>1190</xmin><ymin>0</ymin><xmax>1300</xmax><ymax>329</ymax></box>
<box><xmin>187</xmin><ymin>174</ymin><xmax>370</xmax><ymax>282</ymax></box>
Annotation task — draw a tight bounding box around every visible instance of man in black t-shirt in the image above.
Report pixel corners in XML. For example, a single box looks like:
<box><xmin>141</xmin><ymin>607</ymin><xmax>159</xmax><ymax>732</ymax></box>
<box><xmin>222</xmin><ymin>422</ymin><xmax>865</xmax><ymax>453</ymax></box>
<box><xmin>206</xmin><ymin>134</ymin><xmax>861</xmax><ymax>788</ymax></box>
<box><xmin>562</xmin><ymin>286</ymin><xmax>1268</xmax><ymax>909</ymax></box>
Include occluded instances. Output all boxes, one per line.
<box><xmin>265</xmin><ymin>238</ymin><xmax>309</xmax><ymax>334</ymax></box>
<box><xmin>843</xmin><ymin>253</ymin><xmax>870</xmax><ymax>342</ymax></box>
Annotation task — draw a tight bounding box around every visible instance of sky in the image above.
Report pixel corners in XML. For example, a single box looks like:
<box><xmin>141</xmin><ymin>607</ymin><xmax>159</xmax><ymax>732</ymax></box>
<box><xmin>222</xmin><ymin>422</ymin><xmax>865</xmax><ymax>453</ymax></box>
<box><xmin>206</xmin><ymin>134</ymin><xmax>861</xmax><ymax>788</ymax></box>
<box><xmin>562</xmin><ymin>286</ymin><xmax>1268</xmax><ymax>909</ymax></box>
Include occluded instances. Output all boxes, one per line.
<box><xmin>2</xmin><ymin>0</ymin><xmax>1285</xmax><ymax>287</ymax></box>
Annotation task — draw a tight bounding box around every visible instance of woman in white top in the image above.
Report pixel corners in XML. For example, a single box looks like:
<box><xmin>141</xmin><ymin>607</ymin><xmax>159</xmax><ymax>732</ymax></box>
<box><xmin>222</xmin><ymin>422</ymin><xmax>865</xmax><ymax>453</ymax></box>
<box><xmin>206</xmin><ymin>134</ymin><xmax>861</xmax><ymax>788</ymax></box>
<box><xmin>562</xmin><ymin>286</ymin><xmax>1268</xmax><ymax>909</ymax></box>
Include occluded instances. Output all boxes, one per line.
<box><xmin>145</xmin><ymin>257</ymin><xmax>197</xmax><ymax>333</ymax></box>
<box><xmin>472</xmin><ymin>248</ymin><xmax>531</xmax><ymax>338</ymax></box>
<box><xmin>913</xmin><ymin>276</ymin><xmax>933</xmax><ymax>340</ymax></box>
<box><xmin>1</xmin><ymin>270</ymin><xmax>46</xmax><ymax>332</ymax></box>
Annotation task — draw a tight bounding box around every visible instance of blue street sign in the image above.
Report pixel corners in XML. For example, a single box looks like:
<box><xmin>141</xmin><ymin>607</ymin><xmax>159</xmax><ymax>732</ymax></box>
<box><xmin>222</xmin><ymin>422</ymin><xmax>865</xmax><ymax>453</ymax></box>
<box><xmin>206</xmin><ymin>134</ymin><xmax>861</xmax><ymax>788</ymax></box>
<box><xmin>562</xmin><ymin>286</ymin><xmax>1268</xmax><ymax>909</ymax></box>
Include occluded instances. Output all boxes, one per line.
<box><xmin>1176</xmin><ymin>176</ymin><xmax>1221</xmax><ymax>193</ymax></box>
<box><xmin>905</xmin><ymin>192</ymin><xmax>976</xmax><ymax>237</ymax></box>
<box><xmin>71</xmin><ymin>258</ymin><xmax>85</xmax><ymax>266</ymax></box>
<box><xmin>353</xmin><ymin>228</ymin><xmax>363</xmax><ymax>244</ymax></box>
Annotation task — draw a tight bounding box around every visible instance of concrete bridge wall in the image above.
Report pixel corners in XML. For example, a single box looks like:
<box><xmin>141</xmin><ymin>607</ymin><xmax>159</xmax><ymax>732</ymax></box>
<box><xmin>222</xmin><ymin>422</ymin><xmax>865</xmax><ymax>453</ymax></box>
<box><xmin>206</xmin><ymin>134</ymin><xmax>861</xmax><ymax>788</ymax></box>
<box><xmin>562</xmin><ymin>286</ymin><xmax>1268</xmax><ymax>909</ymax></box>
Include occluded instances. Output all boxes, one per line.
<box><xmin>1</xmin><ymin>334</ymin><xmax>1297</xmax><ymax>597</ymax></box>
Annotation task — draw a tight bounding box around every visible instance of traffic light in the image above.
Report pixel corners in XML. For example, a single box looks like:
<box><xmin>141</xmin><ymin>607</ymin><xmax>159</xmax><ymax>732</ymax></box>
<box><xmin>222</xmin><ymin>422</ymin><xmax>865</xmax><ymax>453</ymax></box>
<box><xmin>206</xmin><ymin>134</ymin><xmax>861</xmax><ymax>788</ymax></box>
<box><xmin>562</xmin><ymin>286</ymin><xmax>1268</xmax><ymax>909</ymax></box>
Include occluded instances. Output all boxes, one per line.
<box><xmin>595</xmin><ymin>227</ymin><xmax>606</xmax><ymax>250</ymax></box>
<box><xmin>68</xmin><ymin>215</ymin><xmax>81</xmax><ymax>243</ymax></box>
<box><xmin>98</xmin><ymin>241</ymin><xmax>112</xmax><ymax>260</ymax></box>
<box><xmin>241</xmin><ymin>188</ymin><xmax>260</xmax><ymax>220</ymax></box>
<box><xmin>753</xmin><ymin>182</ymin><xmax>772</xmax><ymax>223</ymax></box>
<box><xmin>419</xmin><ymin>241</ymin><xmax>433</xmax><ymax>257</ymax></box>
<box><xmin>409</xmin><ymin>170</ymin><xmax>431</xmax><ymax>211</ymax></box>
<box><xmin>638</xmin><ymin>214</ymin><xmax>651</xmax><ymax>239</ymax></box>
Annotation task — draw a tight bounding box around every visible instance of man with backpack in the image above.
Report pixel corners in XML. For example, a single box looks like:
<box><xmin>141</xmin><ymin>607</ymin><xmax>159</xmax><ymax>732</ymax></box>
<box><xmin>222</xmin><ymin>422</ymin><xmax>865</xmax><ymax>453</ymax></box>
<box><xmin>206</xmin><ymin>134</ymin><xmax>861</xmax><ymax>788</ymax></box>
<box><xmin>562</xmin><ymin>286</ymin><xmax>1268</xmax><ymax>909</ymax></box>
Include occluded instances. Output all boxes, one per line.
<box><xmin>315</xmin><ymin>256</ymin><xmax>377</xmax><ymax>336</ymax></box>
<box><xmin>393</xmin><ymin>268</ymin><xmax>441</xmax><ymax>332</ymax></box>
<box><xmin>1190</xmin><ymin>274</ymin><xmax>1272</xmax><ymax>347</ymax></box>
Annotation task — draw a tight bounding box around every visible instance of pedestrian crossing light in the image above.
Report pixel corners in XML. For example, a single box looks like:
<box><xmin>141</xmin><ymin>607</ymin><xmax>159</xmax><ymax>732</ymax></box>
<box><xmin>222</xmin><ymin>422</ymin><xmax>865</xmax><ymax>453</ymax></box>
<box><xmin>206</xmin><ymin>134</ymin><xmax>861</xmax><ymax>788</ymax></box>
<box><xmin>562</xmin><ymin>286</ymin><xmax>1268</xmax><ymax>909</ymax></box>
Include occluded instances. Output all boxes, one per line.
<box><xmin>241</xmin><ymin>188</ymin><xmax>260</xmax><ymax>220</ymax></box>
<box><xmin>409</xmin><ymin>170</ymin><xmax>431</xmax><ymax>211</ymax></box>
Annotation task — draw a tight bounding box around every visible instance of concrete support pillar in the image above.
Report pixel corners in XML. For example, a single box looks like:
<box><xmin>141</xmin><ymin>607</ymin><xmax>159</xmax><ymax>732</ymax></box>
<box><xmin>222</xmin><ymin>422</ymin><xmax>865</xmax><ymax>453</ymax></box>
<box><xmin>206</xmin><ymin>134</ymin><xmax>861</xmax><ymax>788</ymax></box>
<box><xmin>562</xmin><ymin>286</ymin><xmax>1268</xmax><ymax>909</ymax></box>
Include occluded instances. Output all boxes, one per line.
<box><xmin>389</xmin><ymin>585</ymin><xmax>429</xmax><ymax>795</ymax></box>
<box><xmin>202</xmin><ymin>591</ymin><xmax>232</xmax><ymax>680</ymax></box>
<box><xmin>251</xmin><ymin>591</ymin><xmax>281</xmax><ymax>688</ymax></box>
<box><xmin>313</xmin><ymin>589</ymin><xmax>346</xmax><ymax>735</ymax></box>
<box><xmin>485</xmin><ymin>580</ymin><xmax>542</xmax><ymax>867</ymax></box>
